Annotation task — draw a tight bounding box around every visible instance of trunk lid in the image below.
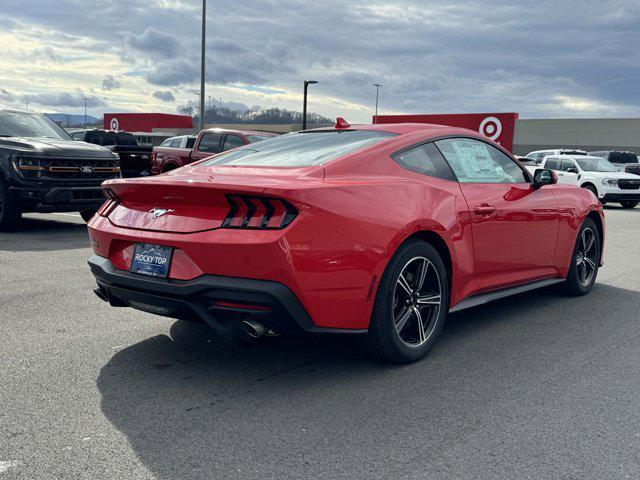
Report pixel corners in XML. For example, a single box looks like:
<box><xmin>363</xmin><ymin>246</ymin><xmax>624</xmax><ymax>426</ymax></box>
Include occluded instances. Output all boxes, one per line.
<box><xmin>105</xmin><ymin>165</ymin><xmax>324</xmax><ymax>233</ymax></box>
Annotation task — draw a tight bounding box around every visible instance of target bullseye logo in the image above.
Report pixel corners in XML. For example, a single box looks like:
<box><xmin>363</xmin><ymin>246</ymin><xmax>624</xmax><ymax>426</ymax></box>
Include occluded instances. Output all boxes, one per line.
<box><xmin>479</xmin><ymin>116</ymin><xmax>502</xmax><ymax>141</ymax></box>
<box><xmin>109</xmin><ymin>117</ymin><xmax>119</xmax><ymax>131</ymax></box>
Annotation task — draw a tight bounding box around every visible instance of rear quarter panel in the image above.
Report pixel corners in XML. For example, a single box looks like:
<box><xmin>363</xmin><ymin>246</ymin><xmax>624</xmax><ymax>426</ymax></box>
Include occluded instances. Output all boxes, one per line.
<box><xmin>151</xmin><ymin>146</ymin><xmax>191</xmax><ymax>173</ymax></box>
<box><xmin>265</xmin><ymin>148</ymin><xmax>478</xmax><ymax>320</ymax></box>
<box><xmin>549</xmin><ymin>185</ymin><xmax>604</xmax><ymax>274</ymax></box>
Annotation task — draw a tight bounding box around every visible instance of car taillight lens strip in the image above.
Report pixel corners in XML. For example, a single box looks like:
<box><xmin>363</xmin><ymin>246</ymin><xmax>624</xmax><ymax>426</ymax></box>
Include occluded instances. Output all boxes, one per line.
<box><xmin>97</xmin><ymin>188</ymin><xmax>121</xmax><ymax>217</ymax></box>
<box><xmin>222</xmin><ymin>194</ymin><xmax>297</xmax><ymax>230</ymax></box>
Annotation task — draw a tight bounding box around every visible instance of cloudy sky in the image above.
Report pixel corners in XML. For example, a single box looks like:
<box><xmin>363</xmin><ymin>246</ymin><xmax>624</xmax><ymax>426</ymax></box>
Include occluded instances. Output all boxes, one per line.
<box><xmin>0</xmin><ymin>0</ymin><xmax>639</xmax><ymax>122</ymax></box>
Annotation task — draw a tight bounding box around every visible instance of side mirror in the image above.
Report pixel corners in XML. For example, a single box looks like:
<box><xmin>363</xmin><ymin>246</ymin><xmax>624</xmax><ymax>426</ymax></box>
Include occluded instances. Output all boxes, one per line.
<box><xmin>533</xmin><ymin>168</ymin><xmax>557</xmax><ymax>187</ymax></box>
<box><xmin>566</xmin><ymin>167</ymin><xmax>579</xmax><ymax>174</ymax></box>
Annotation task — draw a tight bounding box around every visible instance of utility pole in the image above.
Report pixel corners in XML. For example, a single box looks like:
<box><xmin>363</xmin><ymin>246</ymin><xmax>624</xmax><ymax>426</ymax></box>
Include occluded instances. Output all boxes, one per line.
<box><xmin>373</xmin><ymin>84</ymin><xmax>382</xmax><ymax>120</ymax></box>
<box><xmin>302</xmin><ymin>80</ymin><xmax>318</xmax><ymax>130</ymax></box>
<box><xmin>199</xmin><ymin>0</ymin><xmax>206</xmax><ymax>131</ymax></box>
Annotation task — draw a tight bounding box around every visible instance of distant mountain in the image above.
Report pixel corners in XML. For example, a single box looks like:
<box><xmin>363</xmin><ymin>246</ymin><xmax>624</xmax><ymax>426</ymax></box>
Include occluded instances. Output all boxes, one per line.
<box><xmin>46</xmin><ymin>113</ymin><xmax>100</xmax><ymax>127</ymax></box>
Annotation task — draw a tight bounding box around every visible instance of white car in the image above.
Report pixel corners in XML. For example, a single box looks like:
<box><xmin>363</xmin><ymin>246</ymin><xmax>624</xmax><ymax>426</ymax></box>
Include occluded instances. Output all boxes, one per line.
<box><xmin>540</xmin><ymin>155</ymin><xmax>640</xmax><ymax>208</ymax></box>
<box><xmin>525</xmin><ymin>149</ymin><xmax>588</xmax><ymax>165</ymax></box>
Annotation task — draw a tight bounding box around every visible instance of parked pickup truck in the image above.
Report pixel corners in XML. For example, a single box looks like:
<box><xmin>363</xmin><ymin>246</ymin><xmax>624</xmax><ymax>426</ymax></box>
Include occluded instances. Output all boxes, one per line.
<box><xmin>0</xmin><ymin>107</ymin><xmax>121</xmax><ymax>229</ymax></box>
<box><xmin>71</xmin><ymin>129</ymin><xmax>153</xmax><ymax>177</ymax></box>
<box><xmin>151</xmin><ymin>128</ymin><xmax>276</xmax><ymax>174</ymax></box>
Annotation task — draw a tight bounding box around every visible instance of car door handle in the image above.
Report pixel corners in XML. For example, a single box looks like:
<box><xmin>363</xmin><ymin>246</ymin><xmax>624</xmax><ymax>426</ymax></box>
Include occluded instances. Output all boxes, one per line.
<box><xmin>474</xmin><ymin>205</ymin><xmax>497</xmax><ymax>216</ymax></box>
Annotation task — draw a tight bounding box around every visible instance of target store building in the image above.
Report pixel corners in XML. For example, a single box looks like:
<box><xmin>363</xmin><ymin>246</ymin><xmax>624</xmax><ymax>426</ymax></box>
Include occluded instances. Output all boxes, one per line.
<box><xmin>103</xmin><ymin>113</ymin><xmax>193</xmax><ymax>133</ymax></box>
<box><xmin>374</xmin><ymin>112</ymin><xmax>640</xmax><ymax>155</ymax></box>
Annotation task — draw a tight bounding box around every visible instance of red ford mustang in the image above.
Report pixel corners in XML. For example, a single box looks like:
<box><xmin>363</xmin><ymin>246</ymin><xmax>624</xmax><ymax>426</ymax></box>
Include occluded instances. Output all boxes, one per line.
<box><xmin>87</xmin><ymin>120</ymin><xmax>604</xmax><ymax>363</ymax></box>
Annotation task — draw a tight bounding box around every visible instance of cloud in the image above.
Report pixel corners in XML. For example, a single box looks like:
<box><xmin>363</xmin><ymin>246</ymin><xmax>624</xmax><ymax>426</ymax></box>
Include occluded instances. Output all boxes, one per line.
<box><xmin>1</xmin><ymin>0</ymin><xmax>640</xmax><ymax>120</ymax></box>
<box><xmin>102</xmin><ymin>75</ymin><xmax>122</xmax><ymax>91</ymax></box>
<box><xmin>124</xmin><ymin>27</ymin><xmax>182</xmax><ymax>59</ymax></box>
<box><xmin>152</xmin><ymin>90</ymin><xmax>175</xmax><ymax>102</ymax></box>
<box><xmin>21</xmin><ymin>92</ymin><xmax>107</xmax><ymax>108</ymax></box>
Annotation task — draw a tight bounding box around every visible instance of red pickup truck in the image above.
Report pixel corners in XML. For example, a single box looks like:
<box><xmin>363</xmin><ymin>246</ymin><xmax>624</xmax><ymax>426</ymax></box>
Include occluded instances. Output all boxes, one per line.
<box><xmin>150</xmin><ymin>128</ymin><xmax>276</xmax><ymax>174</ymax></box>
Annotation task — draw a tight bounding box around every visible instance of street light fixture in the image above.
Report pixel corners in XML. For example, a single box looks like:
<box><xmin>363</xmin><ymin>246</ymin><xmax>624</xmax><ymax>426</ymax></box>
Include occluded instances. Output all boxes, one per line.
<box><xmin>302</xmin><ymin>80</ymin><xmax>318</xmax><ymax>130</ymax></box>
<box><xmin>199</xmin><ymin>0</ymin><xmax>206</xmax><ymax>131</ymax></box>
<box><xmin>373</xmin><ymin>84</ymin><xmax>382</xmax><ymax>120</ymax></box>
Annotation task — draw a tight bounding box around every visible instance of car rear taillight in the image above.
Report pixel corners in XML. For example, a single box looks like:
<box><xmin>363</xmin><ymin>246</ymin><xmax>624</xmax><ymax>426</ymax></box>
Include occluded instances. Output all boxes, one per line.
<box><xmin>222</xmin><ymin>195</ymin><xmax>298</xmax><ymax>230</ymax></box>
<box><xmin>97</xmin><ymin>188</ymin><xmax>121</xmax><ymax>217</ymax></box>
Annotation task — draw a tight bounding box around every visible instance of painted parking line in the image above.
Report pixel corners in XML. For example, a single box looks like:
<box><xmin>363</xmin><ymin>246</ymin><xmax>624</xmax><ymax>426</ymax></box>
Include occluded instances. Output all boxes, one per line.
<box><xmin>51</xmin><ymin>213</ymin><xmax>82</xmax><ymax>218</ymax></box>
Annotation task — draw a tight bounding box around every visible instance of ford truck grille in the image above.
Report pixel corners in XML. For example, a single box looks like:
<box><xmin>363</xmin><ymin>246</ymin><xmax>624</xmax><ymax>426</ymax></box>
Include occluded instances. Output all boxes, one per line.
<box><xmin>17</xmin><ymin>156</ymin><xmax>121</xmax><ymax>181</ymax></box>
<box><xmin>618</xmin><ymin>179</ymin><xmax>640</xmax><ymax>190</ymax></box>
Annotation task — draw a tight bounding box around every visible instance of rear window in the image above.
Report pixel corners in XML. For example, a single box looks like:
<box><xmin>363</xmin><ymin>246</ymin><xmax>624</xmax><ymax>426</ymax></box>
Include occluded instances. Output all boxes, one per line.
<box><xmin>609</xmin><ymin>152</ymin><xmax>638</xmax><ymax>164</ymax></box>
<box><xmin>204</xmin><ymin>130</ymin><xmax>397</xmax><ymax>167</ymax></box>
<box><xmin>86</xmin><ymin>131</ymin><xmax>137</xmax><ymax>146</ymax></box>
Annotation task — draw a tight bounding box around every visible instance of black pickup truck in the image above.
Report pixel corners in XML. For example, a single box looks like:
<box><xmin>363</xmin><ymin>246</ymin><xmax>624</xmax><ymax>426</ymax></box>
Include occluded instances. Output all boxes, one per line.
<box><xmin>0</xmin><ymin>108</ymin><xmax>121</xmax><ymax>230</ymax></box>
<box><xmin>71</xmin><ymin>129</ymin><xmax>152</xmax><ymax>177</ymax></box>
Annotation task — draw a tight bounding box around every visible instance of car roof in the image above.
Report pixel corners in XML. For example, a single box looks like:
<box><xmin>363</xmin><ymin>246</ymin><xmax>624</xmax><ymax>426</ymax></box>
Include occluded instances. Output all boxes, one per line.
<box><xmin>203</xmin><ymin>128</ymin><xmax>276</xmax><ymax>136</ymax></box>
<box><xmin>0</xmin><ymin>105</ymin><xmax>31</xmax><ymax>114</ymax></box>
<box><xmin>550</xmin><ymin>155</ymin><xmax>605</xmax><ymax>161</ymax></box>
<box><xmin>311</xmin><ymin>122</ymin><xmax>484</xmax><ymax>137</ymax></box>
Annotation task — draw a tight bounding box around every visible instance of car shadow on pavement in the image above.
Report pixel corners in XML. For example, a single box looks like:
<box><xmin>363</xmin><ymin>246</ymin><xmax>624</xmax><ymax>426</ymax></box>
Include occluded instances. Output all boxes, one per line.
<box><xmin>0</xmin><ymin>215</ymin><xmax>89</xmax><ymax>252</ymax></box>
<box><xmin>96</xmin><ymin>282</ymin><xmax>640</xmax><ymax>479</ymax></box>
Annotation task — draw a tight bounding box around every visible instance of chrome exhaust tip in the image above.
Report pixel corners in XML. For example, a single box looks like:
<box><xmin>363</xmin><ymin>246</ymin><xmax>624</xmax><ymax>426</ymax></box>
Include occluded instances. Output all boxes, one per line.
<box><xmin>240</xmin><ymin>318</ymin><xmax>267</xmax><ymax>338</ymax></box>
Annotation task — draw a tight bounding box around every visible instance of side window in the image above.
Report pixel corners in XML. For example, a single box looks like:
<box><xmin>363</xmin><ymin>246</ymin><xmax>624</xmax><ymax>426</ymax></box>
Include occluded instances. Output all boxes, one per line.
<box><xmin>170</xmin><ymin>138</ymin><xmax>181</xmax><ymax>148</ymax></box>
<box><xmin>160</xmin><ymin>139</ymin><xmax>171</xmax><ymax>147</ymax></box>
<box><xmin>435</xmin><ymin>138</ymin><xmax>527</xmax><ymax>184</ymax></box>
<box><xmin>222</xmin><ymin>134</ymin><xmax>244</xmax><ymax>151</ymax></box>
<box><xmin>545</xmin><ymin>158</ymin><xmax>559</xmax><ymax>170</ymax></box>
<box><xmin>186</xmin><ymin>137</ymin><xmax>196</xmax><ymax>148</ymax></box>
<box><xmin>393</xmin><ymin>142</ymin><xmax>455</xmax><ymax>181</ymax></box>
<box><xmin>560</xmin><ymin>159</ymin><xmax>575</xmax><ymax>171</ymax></box>
<box><xmin>198</xmin><ymin>133</ymin><xmax>223</xmax><ymax>153</ymax></box>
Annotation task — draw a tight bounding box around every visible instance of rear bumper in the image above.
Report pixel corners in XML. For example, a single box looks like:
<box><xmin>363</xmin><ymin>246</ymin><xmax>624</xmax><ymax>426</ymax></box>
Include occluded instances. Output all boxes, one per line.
<box><xmin>601</xmin><ymin>193</ymin><xmax>640</xmax><ymax>202</ymax></box>
<box><xmin>88</xmin><ymin>255</ymin><xmax>366</xmax><ymax>335</ymax></box>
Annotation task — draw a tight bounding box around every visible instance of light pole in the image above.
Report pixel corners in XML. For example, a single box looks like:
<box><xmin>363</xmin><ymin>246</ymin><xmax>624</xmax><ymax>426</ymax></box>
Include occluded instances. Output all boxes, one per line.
<box><xmin>24</xmin><ymin>101</ymin><xmax>29</xmax><ymax>110</ymax></box>
<box><xmin>83</xmin><ymin>97</ymin><xmax>87</xmax><ymax>128</ymax></box>
<box><xmin>302</xmin><ymin>80</ymin><xmax>318</xmax><ymax>130</ymax></box>
<box><xmin>373</xmin><ymin>83</ymin><xmax>382</xmax><ymax>120</ymax></box>
<box><xmin>199</xmin><ymin>0</ymin><xmax>206</xmax><ymax>131</ymax></box>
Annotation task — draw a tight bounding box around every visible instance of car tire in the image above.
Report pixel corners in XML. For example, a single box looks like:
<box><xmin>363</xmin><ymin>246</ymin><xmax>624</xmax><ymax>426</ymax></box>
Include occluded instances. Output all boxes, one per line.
<box><xmin>0</xmin><ymin>178</ymin><xmax>21</xmax><ymax>231</ymax></box>
<box><xmin>79</xmin><ymin>209</ymin><xmax>98</xmax><ymax>223</ymax></box>
<box><xmin>620</xmin><ymin>201</ymin><xmax>638</xmax><ymax>209</ymax></box>
<box><xmin>359</xmin><ymin>239</ymin><xmax>450</xmax><ymax>364</ymax></box>
<box><xmin>582</xmin><ymin>184</ymin><xmax>599</xmax><ymax>201</ymax></box>
<box><xmin>564</xmin><ymin>218</ymin><xmax>600</xmax><ymax>296</ymax></box>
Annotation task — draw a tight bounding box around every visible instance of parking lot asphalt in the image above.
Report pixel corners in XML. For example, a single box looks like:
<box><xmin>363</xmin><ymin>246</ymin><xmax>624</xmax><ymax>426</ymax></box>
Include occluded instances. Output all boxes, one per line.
<box><xmin>1</xmin><ymin>208</ymin><xmax>640</xmax><ymax>479</ymax></box>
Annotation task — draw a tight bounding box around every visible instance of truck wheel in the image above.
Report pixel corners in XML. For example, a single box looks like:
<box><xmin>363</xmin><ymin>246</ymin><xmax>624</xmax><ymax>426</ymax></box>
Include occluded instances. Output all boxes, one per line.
<box><xmin>0</xmin><ymin>179</ymin><xmax>21</xmax><ymax>231</ymax></box>
<box><xmin>620</xmin><ymin>201</ymin><xmax>638</xmax><ymax>209</ymax></box>
<box><xmin>79</xmin><ymin>209</ymin><xmax>98</xmax><ymax>222</ymax></box>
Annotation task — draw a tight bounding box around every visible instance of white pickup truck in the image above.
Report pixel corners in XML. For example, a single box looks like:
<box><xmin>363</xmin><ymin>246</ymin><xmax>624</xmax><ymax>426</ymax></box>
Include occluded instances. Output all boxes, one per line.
<box><xmin>529</xmin><ymin>154</ymin><xmax>640</xmax><ymax>208</ymax></box>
